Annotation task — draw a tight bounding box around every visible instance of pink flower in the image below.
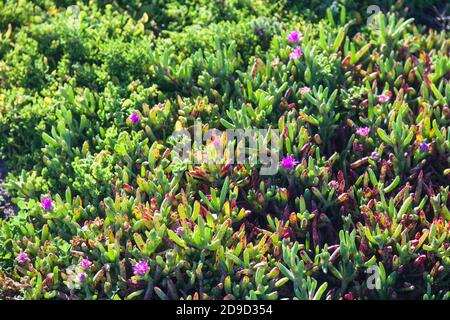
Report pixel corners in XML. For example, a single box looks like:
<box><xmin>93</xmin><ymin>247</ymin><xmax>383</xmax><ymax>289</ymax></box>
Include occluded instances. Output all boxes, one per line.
<box><xmin>356</xmin><ymin>127</ymin><xmax>371</xmax><ymax>137</ymax></box>
<box><xmin>129</xmin><ymin>113</ymin><xmax>140</xmax><ymax>124</ymax></box>
<box><xmin>286</xmin><ymin>30</ymin><xmax>302</xmax><ymax>44</ymax></box>
<box><xmin>133</xmin><ymin>260</ymin><xmax>149</xmax><ymax>276</ymax></box>
<box><xmin>80</xmin><ymin>258</ymin><xmax>91</xmax><ymax>270</ymax></box>
<box><xmin>370</xmin><ymin>151</ymin><xmax>379</xmax><ymax>159</ymax></box>
<box><xmin>175</xmin><ymin>226</ymin><xmax>184</xmax><ymax>235</ymax></box>
<box><xmin>16</xmin><ymin>252</ymin><xmax>30</xmax><ymax>264</ymax></box>
<box><xmin>290</xmin><ymin>47</ymin><xmax>303</xmax><ymax>60</ymax></box>
<box><xmin>40</xmin><ymin>198</ymin><xmax>53</xmax><ymax>211</ymax></box>
<box><xmin>378</xmin><ymin>94</ymin><xmax>390</xmax><ymax>104</ymax></box>
<box><xmin>280</xmin><ymin>156</ymin><xmax>298</xmax><ymax>170</ymax></box>
<box><xmin>299</xmin><ymin>86</ymin><xmax>311</xmax><ymax>95</ymax></box>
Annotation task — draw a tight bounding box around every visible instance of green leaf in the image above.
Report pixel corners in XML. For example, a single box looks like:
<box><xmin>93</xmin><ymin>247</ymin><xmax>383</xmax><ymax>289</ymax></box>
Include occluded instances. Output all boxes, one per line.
<box><xmin>167</xmin><ymin>229</ymin><xmax>187</xmax><ymax>248</ymax></box>
<box><xmin>377</xmin><ymin>128</ymin><xmax>393</xmax><ymax>145</ymax></box>
<box><xmin>313</xmin><ymin>282</ymin><xmax>328</xmax><ymax>300</ymax></box>
<box><xmin>219</xmin><ymin>177</ymin><xmax>230</xmax><ymax>208</ymax></box>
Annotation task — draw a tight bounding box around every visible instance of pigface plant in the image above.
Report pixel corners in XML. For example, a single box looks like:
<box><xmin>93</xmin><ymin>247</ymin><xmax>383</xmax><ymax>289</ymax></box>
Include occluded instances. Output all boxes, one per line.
<box><xmin>0</xmin><ymin>0</ymin><xmax>449</xmax><ymax>301</ymax></box>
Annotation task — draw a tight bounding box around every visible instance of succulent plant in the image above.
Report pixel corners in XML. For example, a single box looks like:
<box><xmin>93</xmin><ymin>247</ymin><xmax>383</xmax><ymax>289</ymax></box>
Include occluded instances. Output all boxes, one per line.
<box><xmin>0</xmin><ymin>0</ymin><xmax>449</xmax><ymax>301</ymax></box>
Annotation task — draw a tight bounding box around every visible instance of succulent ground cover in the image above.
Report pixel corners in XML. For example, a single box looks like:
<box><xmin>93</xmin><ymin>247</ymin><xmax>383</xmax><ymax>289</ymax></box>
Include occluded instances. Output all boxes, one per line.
<box><xmin>0</xmin><ymin>0</ymin><xmax>449</xmax><ymax>300</ymax></box>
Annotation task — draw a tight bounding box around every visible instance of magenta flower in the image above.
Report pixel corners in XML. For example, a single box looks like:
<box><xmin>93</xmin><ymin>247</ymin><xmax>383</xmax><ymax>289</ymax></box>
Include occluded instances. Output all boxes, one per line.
<box><xmin>133</xmin><ymin>260</ymin><xmax>149</xmax><ymax>276</ymax></box>
<box><xmin>286</xmin><ymin>30</ymin><xmax>302</xmax><ymax>44</ymax></box>
<box><xmin>175</xmin><ymin>226</ymin><xmax>184</xmax><ymax>236</ymax></box>
<box><xmin>356</xmin><ymin>127</ymin><xmax>371</xmax><ymax>137</ymax></box>
<box><xmin>16</xmin><ymin>252</ymin><xmax>30</xmax><ymax>264</ymax></box>
<box><xmin>129</xmin><ymin>113</ymin><xmax>140</xmax><ymax>124</ymax></box>
<box><xmin>290</xmin><ymin>47</ymin><xmax>303</xmax><ymax>60</ymax></box>
<box><xmin>419</xmin><ymin>141</ymin><xmax>429</xmax><ymax>152</ymax></box>
<box><xmin>378</xmin><ymin>94</ymin><xmax>390</xmax><ymax>104</ymax></box>
<box><xmin>370</xmin><ymin>151</ymin><xmax>379</xmax><ymax>159</ymax></box>
<box><xmin>79</xmin><ymin>273</ymin><xmax>86</xmax><ymax>281</ymax></box>
<box><xmin>280</xmin><ymin>156</ymin><xmax>298</xmax><ymax>170</ymax></box>
<box><xmin>80</xmin><ymin>258</ymin><xmax>91</xmax><ymax>270</ymax></box>
<box><xmin>40</xmin><ymin>198</ymin><xmax>53</xmax><ymax>211</ymax></box>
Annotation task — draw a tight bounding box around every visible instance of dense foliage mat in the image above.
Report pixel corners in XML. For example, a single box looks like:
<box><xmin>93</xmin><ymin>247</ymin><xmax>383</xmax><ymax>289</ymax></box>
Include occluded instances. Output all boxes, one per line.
<box><xmin>0</xmin><ymin>0</ymin><xmax>449</xmax><ymax>300</ymax></box>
